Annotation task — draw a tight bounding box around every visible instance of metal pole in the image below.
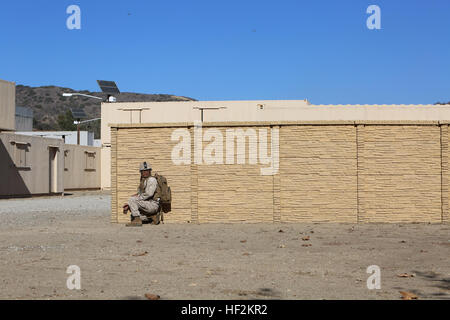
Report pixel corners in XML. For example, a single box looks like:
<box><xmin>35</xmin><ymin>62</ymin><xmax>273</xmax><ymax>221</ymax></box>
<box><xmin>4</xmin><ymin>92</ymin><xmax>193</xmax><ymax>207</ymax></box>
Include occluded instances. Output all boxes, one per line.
<box><xmin>77</xmin><ymin>122</ymin><xmax>80</xmax><ymax>145</ymax></box>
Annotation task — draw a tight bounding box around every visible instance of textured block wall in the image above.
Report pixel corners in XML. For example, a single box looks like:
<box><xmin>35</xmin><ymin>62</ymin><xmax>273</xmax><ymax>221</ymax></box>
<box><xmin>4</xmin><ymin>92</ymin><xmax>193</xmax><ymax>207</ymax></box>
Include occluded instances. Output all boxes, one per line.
<box><xmin>442</xmin><ymin>125</ymin><xmax>450</xmax><ymax>223</ymax></box>
<box><xmin>111</xmin><ymin>122</ymin><xmax>449</xmax><ymax>224</ymax></box>
<box><xmin>280</xmin><ymin>126</ymin><xmax>357</xmax><ymax>223</ymax></box>
<box><xmin>111</xmin><ymin>127</ymin><xmax>191</xmax><ymax>223</ymax></box>
<box><xmin>358</xmin><ymin>125</ymin><xmax>442</xmax><ymax>223</ymax></box>
<box><xmin>196</xmin><ymin>126</ymin><xmax>275</xmax><ymax>223</ymax></box>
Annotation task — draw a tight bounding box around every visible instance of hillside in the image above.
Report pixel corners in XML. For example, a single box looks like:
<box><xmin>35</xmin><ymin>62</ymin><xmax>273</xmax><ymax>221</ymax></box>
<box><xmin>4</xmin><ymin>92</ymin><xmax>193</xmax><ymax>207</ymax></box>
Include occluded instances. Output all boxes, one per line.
<box><xmin>15</xmin><ymin>85</ymin><xmax>196</xmax><ymax>134</ymax></box>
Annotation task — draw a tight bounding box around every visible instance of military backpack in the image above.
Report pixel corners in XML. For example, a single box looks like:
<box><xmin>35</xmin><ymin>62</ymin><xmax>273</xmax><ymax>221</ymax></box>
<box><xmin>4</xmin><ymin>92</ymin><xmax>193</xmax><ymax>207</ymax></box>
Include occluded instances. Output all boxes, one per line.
<box><xmin>153</xmin><ymin>173</ymin><xmax>172</xmax><ymax>213</ymax></box>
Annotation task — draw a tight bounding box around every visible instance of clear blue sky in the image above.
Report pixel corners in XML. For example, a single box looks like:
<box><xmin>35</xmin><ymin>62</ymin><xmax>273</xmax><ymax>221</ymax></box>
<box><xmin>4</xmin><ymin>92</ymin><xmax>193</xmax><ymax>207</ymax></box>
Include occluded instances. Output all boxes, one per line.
<box><xmin>0</xmin><ymin>0</ymin><xmax>449</xmax><ymax>104</ymax></box>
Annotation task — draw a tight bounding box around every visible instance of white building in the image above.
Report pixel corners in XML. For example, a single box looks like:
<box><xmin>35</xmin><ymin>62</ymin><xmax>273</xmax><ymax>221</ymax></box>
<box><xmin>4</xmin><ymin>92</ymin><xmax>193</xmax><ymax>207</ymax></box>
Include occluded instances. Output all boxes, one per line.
<box><xmin>93</xmin><ymin>139</ymin><xmax>102</xmax><ymax>147</ymax></box>
<box><xmin>15</xmin><ymin>131</ymin><xmax>95</xmax><ymax>146</ymax></box>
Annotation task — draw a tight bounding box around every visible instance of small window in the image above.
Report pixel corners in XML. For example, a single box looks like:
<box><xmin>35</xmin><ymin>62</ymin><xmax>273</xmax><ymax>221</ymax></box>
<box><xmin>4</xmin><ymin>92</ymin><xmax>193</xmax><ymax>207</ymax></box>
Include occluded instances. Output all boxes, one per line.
<box><xmin>64</xmin><ymin>150</ymin><xmax>70</xmax><ymax>171</ymax></box>
<box><xmin>85</xmin><ymin>151</ymin><xmax>96</xmax><ymax>171</ymax></box>
<box><xmin>12</xmin><ymin>142</ymin><xmax>30</xmax><ymax>169</ymax></box>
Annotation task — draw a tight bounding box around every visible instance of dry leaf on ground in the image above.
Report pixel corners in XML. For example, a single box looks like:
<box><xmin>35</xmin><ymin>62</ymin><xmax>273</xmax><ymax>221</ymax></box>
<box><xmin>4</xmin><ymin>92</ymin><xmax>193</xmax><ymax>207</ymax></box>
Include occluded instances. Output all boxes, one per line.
<box><xmin>132</xmin><ymin>251</ymin><xmax>148</xmax><ymax>257</ymax></box>
<box><xmin>397</xmin><ymin>273</ymin><xmax>415</xmax><ymax>278</ymax></box>
<box><xmin>400</xmin><ymin>291</ymin><xmax>419</xmax><ymax>300</ymax></box>
<box><xmin>144</xmin><ymin>293</ymin><xmax>160</xmax><ymax>300</ymax></box>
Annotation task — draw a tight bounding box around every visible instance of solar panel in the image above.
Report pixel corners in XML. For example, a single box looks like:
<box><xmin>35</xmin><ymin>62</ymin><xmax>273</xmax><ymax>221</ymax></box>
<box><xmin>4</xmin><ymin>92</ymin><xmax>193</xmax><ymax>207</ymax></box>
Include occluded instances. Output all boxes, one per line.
<box><xmin>70</xmin><ymin>108</ymin><xmax>87</xmax><ymax>119</ymax></box>
<box><xmin>97</xmin><ymin>80</ymin><xmax>120</xmax><ymax>94</ymax></box>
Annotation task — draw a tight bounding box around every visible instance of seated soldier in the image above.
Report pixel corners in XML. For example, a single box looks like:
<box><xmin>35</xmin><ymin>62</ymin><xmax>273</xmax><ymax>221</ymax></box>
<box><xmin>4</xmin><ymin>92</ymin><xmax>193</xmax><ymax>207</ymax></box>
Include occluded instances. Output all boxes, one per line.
<box><xmin>123</xmin><ymin>161</ymin><xmax>160</xmax><ymax>227</ymax></box>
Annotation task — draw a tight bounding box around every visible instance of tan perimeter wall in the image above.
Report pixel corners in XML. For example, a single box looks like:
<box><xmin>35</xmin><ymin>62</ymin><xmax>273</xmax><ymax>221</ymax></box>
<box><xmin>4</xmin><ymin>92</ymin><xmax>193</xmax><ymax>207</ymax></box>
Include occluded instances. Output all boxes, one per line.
<box><xmin>111</xmin><ymin>121</ymin><xmax>450</xmax><ymax>224</ymax></box>
<box><xmin>101</xmin><ymin>101</ymin><xmax>450</xmax><ymax>190</ymax></box>
<box><xmin>0</xmin><ymin>133</ymin><xmax>64</xmax><ymax>197</ymax></box>
<box><xmin>0</xmin><ymin>80</ymin><xmax>15</xmax><ymax>131</ymax></box>
<box><xmin>63</xmin><ymin>145</ymin><xmax>101</xmax><ymax>190</ymax></box>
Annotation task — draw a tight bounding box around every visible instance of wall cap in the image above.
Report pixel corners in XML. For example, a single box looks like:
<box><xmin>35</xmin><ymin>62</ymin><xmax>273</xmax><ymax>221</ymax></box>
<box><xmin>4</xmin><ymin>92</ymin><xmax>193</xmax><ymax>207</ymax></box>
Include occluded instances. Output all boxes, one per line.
<box><xmin>110</xmin><ymin>120</ymin><xmax>445</xmax><ymax>128</ymax></box>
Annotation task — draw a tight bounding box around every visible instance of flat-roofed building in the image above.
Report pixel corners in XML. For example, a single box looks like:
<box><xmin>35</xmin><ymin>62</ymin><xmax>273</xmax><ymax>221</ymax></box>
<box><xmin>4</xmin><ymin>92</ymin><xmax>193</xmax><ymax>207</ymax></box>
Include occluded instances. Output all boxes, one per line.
<box><xmin>0</xmin><ymin>80</ymin><xmax>101</xmax><ymax>197</ymax></box>
<box><xmin>16</xmin><ymin>131</ymin><xmax>95</xmax><ymax>146</ymax></box>
<box><xmin>0</xmin><ymin>79</ymin><xmax>15</xmax><ymax>131</ymax></box>
<box><xmin>104</xmin><ymin>100</ymin><xmax>450</xmax><ymax>224</ymax></box>
<box><xmin>101</xmin><ymin>100</ymin><xmax>450</xmax><ymax>190</ymax></box>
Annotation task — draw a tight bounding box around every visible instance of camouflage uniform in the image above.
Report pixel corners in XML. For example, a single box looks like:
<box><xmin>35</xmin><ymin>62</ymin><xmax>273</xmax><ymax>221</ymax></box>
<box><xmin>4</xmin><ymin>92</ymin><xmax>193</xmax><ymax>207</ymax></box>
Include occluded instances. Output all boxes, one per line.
<box><xmin>128</xmin><ymin>176</ymin><xmax>160</xmax><ymax>222</ymax></box>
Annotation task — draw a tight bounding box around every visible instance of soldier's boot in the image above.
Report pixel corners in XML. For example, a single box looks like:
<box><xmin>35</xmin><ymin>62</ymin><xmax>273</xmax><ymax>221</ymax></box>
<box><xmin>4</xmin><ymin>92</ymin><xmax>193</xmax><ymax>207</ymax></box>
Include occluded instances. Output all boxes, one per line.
<box><xmin>126</xmin><ymin>216</ymin><xmax>143</xmax><ymax>227</ymax></box>
<box><xmin>150</xmin><ymin>211</ymin><xmax>162</xmax><ymax>225</ymax></box>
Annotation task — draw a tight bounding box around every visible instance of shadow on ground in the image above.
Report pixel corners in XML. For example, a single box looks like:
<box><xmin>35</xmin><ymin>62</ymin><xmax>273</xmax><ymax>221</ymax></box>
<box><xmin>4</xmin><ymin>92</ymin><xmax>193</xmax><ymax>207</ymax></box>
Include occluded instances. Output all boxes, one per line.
<box><xmin>394</xmin><ymin>270</ymin><xmax>450</xmax><ymax>299</ymax></box>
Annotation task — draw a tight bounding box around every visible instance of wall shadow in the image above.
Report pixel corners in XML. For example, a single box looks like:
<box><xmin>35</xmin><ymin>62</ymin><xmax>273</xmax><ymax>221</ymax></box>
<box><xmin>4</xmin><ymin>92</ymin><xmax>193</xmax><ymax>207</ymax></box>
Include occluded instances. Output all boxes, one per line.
<box><xmin>0</xmin><ymin>139</ymin><xmax>30</xmax><ymax>198</ymax></box>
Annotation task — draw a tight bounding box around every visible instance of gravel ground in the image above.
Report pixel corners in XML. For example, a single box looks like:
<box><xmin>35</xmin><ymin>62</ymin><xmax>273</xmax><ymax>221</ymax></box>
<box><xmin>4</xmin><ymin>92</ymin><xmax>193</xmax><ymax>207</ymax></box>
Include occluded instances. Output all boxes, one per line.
<box><xmin>0</xmin><ymin>191</ymin><xmax>108</xmax><ymax>227</ymax></box>
<box><xmin>0</xmin><ymin>191</ymin><xmax>449</xmax><ymax>300</ymax></box>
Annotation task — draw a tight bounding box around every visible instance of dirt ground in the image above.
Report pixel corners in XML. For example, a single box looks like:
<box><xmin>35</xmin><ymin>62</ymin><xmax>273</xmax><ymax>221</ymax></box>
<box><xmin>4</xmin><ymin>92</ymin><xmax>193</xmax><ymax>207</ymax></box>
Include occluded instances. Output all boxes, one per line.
<box><xmin>0</xmin><ymin>191</ymin><xmax>449</xmax><ymax>300</ymax></box>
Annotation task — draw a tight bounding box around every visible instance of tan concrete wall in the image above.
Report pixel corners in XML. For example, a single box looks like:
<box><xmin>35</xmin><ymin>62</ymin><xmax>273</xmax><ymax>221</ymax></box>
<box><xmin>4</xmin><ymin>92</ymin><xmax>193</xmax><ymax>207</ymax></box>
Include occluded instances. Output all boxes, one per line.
<box><xmin>101</xmin><ymin>147</ymin><xmax>111</xmax><ymax>190</ymax></box>
<box><xmin>101</xmin><ymin>100</ymin><xmax>450</xmax><ymax>189</ymax></box>
<box><xmin>102</xmin><ymin>100</ymin><xmax>450</xmax><ymax>145</ymax></box>
<box><xmin>196</xmin><ymin>126</ymin><xmax>275</xmax><ymax>223</ymax></box>
<box><xmin>280</xmin><ymin>125</ymin><xmax>357</xmax><ymax>223</ymax></box>
<box><xmin>0</xmin><ymin>133</ymin><xmax>64</xmax><ymax>197</ymax></box>
<box><xmin>111</xmin><ymin>126</ymin><xmax>191</xmax><ymax>223</ymax></box>
<box><xmin>0</xmin><ymin>80</ymin><xmax>15</xmax><ymax>131</ymax></box>
<box><xmin>357</xmin><ymin>125</ymin><xmax>442</xmax><ymax>223</ymax></box>
<box><xmin>111</xmin><ymin>121</ymin><xmax>450</xmax><ymax>224</ymax></box>
<box><xmin>63</xmin><ymin>145</ymin><xmax>101</xmax><ymax>190</ymax></box>
<box><xmin>102</xmin><ymin>100</ymin><xmax>310</xmax><ymax>146</ymax></box>
<box><xmin>442</xmin><ymin>125</ymin><xmax>450</xmax><ymax>223</ymax></box>
<box><xmin>102</xmin><ymin>100</ymin><xmax>308</xmax><ymax>189</ymax></box>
